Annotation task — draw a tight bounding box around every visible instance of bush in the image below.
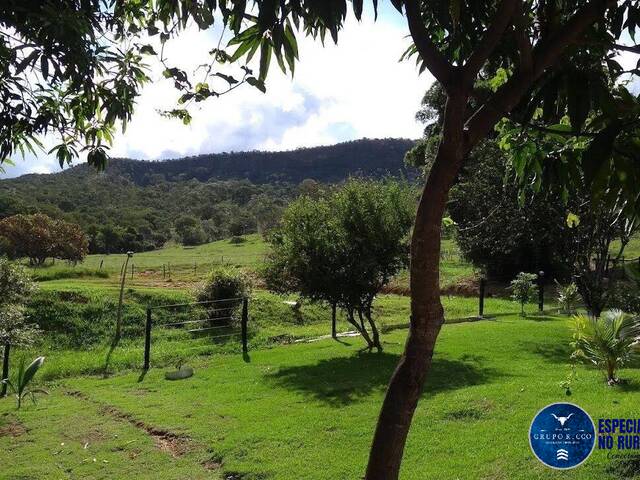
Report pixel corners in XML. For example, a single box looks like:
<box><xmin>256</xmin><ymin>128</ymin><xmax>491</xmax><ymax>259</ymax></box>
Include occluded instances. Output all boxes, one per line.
<box><xmin>195</xmin><ymin>267</ymin><xmax>251</xmax><ymax>323</ymax></box>
<box><xmin>571</xmin><ymin>310</ymin><xmax>640</xmax><ymax>384</ymax></box>
<box><xmin>557</xmin><ymin>282</ymin><xmax>580</xmax><ymax>314</ymax></box>
<box><xmin>510</xmin><ymin>272</ymin><xmax>538</xmax><ymax>316</ymax></box>
<box><xmin>229</xmin><ymin>236</ymin><xmax>246</xmax><ymax>244</ymax></box>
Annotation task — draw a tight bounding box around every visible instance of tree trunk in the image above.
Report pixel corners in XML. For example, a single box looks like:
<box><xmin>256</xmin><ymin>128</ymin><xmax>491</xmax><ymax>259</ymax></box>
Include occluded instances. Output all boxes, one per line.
<box><xmin>331</xmin><ymin>302</ymin><xmax>337</xmax><ymax>339</ymax></box>
<box><xmin>1</xmin><ymin>343</ymin><xmax>10</xmax><ymax>397</ymax></box>
<box><xmin>346</xmin><ymin>308</ymin><xmax>374</xmax><ymax>349</ymax></box>
<box><xmin>364</xmin><ymin>305</ymin><xmax>382</xmax><ymax>352</ymax></box>
<box><xmin>364</xmin><ymin>92</ymin><xmax>466</xmax><ymax>479</ymax></box>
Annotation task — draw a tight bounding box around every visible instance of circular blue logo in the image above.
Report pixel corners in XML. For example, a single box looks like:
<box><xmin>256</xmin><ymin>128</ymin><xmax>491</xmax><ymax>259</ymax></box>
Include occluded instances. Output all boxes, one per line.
<box><xmin>529</xmin><ymin>403</ymin><xmax>596</xmax><ymax>469</ymax></box>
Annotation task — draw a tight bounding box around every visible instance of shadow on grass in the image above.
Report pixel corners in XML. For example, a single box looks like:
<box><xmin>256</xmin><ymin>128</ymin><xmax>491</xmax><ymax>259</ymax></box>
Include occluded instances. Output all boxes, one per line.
<box><xmin>267</xmin><ymin>351</ymin><xmax>500</xmax><ymax>406</ymax></box>
<box><xmin>519</xmin><ymin>340</ymin><xmax>572</xmax><ymax>364</ymax></box>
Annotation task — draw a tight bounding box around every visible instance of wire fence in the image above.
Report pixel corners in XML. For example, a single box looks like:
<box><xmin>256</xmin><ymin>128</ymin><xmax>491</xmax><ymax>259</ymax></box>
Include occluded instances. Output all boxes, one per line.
<box><xmin>144</xmin><ymin>297</ymin><xmax>249</xmax><ymax>369</ymax></box>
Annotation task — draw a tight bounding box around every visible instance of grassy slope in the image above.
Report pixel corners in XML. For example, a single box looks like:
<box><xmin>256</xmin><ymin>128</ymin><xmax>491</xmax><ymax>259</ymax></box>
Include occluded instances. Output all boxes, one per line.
<box><xmin>2</xmin><ymin>312</ymin><xmax>638</xmax><ymax>479</ymax></box>
<box><xmin>29</xmin><ymin>236</ymin><xmax>476</xmax><ymax>291</ymax></box>
<box><xmin>20</xmin><ymin>283</ymin><xmax>526</xmax><ymax>381</ymax></box>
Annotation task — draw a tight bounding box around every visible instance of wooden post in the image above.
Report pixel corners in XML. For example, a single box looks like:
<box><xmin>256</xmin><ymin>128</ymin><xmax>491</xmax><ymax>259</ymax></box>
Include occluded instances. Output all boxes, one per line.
<box><xmin>478</xmin><ymin>278</ymin><xmax>485</xmax><ymax>318</ymax></box>
<box><xmin>131</xmin><ymin>263</ymin><xmax>134</xmax><ymax>279</ymax></box>
<box><xmin>99</xmin><ymin>259</ymin><xmax>104</xmax><ymax>270</ymax></box>
<box><xmin>163</xmin><ymin>264</ymin><xmax>166</xmax><ymax>279</ymax></box>
<box><xmin>1</xmin><ymin>343</ymin><xmax>10</xmax><ymax>397</ymax></box>
<box><xmin>144</xmin><ymin>308</ymin><xmax>152</xmax><ymax>370</ymax></box>
<box><xmin>538</xmin><ymin>271</ymin><xmax>545</xmax><ymax>312</ymax></box>
<box><xmin>241</xmin><ymin>298</ymin><xmax>248</xmax><ymax>353</ymax></box>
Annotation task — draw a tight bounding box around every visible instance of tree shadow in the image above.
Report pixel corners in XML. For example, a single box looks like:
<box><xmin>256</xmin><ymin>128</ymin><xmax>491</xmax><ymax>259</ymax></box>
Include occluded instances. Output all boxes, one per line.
<box><xmin>266</xmin><ymin>351</ymin><xmax>500</xmax><ymax>406</ymax></box>
<box><xmin>102</xmin><ymin>341</ymin><xmax>118</xmax><ymax>378</ymax></box>
<box><xmin>519</xmin><ymin>340</ymin><xmax>572</xmax><ymax>364</ymax></box>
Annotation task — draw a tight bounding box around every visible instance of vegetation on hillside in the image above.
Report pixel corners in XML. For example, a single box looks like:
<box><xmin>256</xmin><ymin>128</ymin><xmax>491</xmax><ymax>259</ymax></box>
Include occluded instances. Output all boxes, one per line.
<box><xmin>0</xmin><ymin>139</ymin><xmax>416</xmax><ymax>253</ymax></box>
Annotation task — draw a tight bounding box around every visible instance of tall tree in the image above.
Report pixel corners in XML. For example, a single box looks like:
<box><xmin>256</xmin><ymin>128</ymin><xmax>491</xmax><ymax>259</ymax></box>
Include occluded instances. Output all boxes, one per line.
<box><xmin>3</xmin><ymin>2</ymin><xmax>640</xmax><ymax>478</ymax></box>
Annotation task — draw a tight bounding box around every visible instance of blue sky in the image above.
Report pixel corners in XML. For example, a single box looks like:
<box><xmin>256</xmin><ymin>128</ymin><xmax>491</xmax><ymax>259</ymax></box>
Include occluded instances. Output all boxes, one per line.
<box><xmin>3</xmin><ymin>4</ymin><xmax>431</xmax><ymax>178</ymax></box>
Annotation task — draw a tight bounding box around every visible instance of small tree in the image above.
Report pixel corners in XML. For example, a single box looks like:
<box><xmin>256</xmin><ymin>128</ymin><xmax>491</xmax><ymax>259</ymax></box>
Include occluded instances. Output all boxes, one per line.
<box><xmin>510</xmin><ymin>272</ymin><xmax>538</xmax><ymax>317</ymax></box>
<box><xmin>0</xmin><ymin>214</ymin><xmax>88</xmax><ymax>265</ymax></box>
<box><xmin>557</xmin><ymin>282</ymin><xmax>580</xmax><ymax>315</ymax></box>
<box><xmin>0</xmin><ymin>259</ymin><xmax>37</xmax><ymax>397</ymax></box>
<box><xmin>264</xmin><ymin>179</ymin><xmax>414</xmax><ymax>351</ymax></box>
<box><xmin>566</xmin><ymin>205</ymin><xmax>638</xmax><ymax>318</ymax></box>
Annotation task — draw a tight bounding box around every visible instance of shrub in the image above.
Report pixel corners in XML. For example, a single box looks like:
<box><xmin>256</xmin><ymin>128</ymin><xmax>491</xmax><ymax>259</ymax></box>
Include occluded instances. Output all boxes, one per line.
<box><xmin>510</xmin><ymin>272</ymin><xmax>538</xmax><ymax>316</ymax></box>
<box><xmin>195</xmin><ymin>267</ymin><xmax>251</xmax><ymax>323</ymax></box>
<box><xmin>557</xmin><ymin>282</ymin><xmax>580</xmax><ymax>314</ymax></box>
<box><xmin>229</xmin><ymin>236</ymin><xmax>246</xmax><ymax>244</ymax></box>
<box><xmin>571</xmin><ymin>310</ymin><xmax>640</xmax><ymax>384</ymax></box>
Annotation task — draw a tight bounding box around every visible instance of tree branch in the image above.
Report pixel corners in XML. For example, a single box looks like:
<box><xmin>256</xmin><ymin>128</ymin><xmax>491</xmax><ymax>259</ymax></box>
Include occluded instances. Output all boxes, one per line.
<box><xmin>613</xmin><ymin>43</ymin><xmax>640</xmax><ymax>54</ymax></box>
<box><xmin>464</xmin><ymin>0</ymin><xmax>616</xmax><ymax>151</ymax></box>
<box><xmin>404</xmin><ymin>0</ymin><xmax>454</xmax><ymax>87</ymax></box>
<box><xmin>463</xmin><ymin>0</ymin><xmax>520</xmax><ymax>82</ymax></box>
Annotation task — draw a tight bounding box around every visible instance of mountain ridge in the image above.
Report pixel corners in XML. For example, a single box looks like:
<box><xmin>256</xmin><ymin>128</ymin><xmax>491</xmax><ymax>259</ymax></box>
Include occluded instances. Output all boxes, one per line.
<box><xmin>6</xmin><ymin>137</ymin><xmax>416</xmax><ymax>185</ymax></box>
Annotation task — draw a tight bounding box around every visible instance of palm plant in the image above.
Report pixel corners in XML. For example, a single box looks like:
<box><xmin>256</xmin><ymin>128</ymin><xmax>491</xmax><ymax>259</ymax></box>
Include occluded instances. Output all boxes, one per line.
<box><xmin>571</xmin><ymin>310</ymin><xmax>640</xmax><ymax>385</ymax></box>
<box><xmin>2</xmin><ymin>356</ymin><xmax>47</xmax><ymax>409</ymax></box>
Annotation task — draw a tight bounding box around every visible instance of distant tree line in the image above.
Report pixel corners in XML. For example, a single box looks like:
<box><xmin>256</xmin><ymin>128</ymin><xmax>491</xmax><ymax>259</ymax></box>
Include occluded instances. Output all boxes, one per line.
<box><xmin>0</xmin><ymin>177</ymin><xmax>301</xmax><ymax>254</ymax></box>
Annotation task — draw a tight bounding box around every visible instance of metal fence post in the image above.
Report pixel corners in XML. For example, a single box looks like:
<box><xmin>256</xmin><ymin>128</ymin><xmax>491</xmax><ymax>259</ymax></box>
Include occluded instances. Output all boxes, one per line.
<box><xmin>241</xmin><ymin>298</ymin><xmax>248</xmax><ymax>353</ymax></box>
<box><xmin>478</xmin><ymin>278</ymin><xmax>486</xmax><ymax>318</ymax></box>
<box><xmin>538</xmin><ymin>271</ymin><xmax>545</xmax><ymax>312</ymax></box>
<box><xmin>144</xmin><ymin>307</ymin><xmax>152</xmax><ymax>370</ymax></box>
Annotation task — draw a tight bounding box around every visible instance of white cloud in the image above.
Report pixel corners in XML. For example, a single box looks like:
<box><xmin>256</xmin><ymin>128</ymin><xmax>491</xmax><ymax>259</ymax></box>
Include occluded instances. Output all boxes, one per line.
<box><xmin>3</xmin><ymin>7</ymin><xmax>430</xmax><ymax>177</ymax></box>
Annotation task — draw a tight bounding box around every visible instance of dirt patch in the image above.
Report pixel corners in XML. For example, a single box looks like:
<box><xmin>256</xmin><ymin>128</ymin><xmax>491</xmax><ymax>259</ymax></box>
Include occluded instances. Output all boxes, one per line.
<box><xmin>98</xmin><ymin>404</ymin><xmax>192</xmax><ymax>458</ymax></box>
<box><xmin>0</xmin><ymin>417</ymin><xmax>27</xmax><ymax>438</ymax></box>
<box><xmin>65</xmin><ymin>390</ymin><xmax>192</xmax><ymax>458</ymax></box>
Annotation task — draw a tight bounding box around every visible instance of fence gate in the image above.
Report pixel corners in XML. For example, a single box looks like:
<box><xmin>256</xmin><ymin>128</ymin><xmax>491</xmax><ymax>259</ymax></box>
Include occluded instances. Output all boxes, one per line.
<box><xmin>143</xmin><ymin>297</ymin><xmax>248</xmax><ymax>370</ymax></box>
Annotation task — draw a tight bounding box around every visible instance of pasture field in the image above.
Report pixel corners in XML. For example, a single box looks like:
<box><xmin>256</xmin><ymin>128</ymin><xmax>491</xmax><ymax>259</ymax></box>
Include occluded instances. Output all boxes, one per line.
<box><xmin>2</xmin><ymin>310</ymin><xmax>639</xmax><ymax>480</ymax></box>
<box><xmin>27</xmin><ymin>236</ymin><xmax>477</xmax><ymax>292</ymax></box>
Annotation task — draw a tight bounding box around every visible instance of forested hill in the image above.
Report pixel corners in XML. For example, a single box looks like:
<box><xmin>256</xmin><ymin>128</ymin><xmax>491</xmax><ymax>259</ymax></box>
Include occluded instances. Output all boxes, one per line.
<box><xmin>0</xmin><ymin>138</ymin><xmax>417</xmax><ymax>254</ymax></box>
<box><xmin>59</xmin><ymin>137</ymin><xmax>416</xmax><ymax>185</ymax></box>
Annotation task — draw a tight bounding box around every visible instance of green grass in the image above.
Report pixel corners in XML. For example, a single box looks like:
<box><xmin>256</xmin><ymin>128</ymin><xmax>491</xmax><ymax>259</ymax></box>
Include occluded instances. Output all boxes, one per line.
<box><xmin>2</xmin><ymin>310</ymin><xmax>638</xmax><ymax>479</ymax></box>
<box><xmin>19</xmin><ymin>281</ymin><xmax>529</xmax><ymax>381</ymax></box>
<box><xmin>28</xmin><ymin>235</ymin><xmax>477</xmax><ymax>293</ymax></box>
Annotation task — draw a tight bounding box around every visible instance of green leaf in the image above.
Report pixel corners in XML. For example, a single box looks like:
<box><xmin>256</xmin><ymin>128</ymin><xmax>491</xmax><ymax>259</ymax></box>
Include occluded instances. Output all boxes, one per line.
<box><xmin>246</xmin><ymin>76</ymin><xmax>266</xmax><ymax>93</ymax></box>
<box><xmin>566</xmin><ymin>213</ymin><xmax>580</xmax><ymax>228</ymax></box>
<box><xmin>353</xmin><ymin>0</ymin><xmax>363</xmax><ymax>19</ymax></box>
<box><xmin>258</xmin><ymin>40</ymin><xmax>272</xmax><ymax>81</ymax></box>
<box><xmin>140</xmin><ymin>45</ymin><xmax>157</xmax><ymax>55</ymax></box>
<box><xmin>20</xmin><ymin>357</ymin><xmax>44</xmax><ymax>394</ymax></box>
<box><xmin>581</xmin><ymin>121</ymin><xmax>621</xmax><ymax>187</ymax></box>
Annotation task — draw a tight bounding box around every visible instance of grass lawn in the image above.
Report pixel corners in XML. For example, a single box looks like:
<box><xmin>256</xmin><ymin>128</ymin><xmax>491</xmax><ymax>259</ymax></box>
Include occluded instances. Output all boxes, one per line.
<box><xmin>3</xmin><ymin>310</ymin><xmax>639</xmax><ymax>479</ymax></box>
